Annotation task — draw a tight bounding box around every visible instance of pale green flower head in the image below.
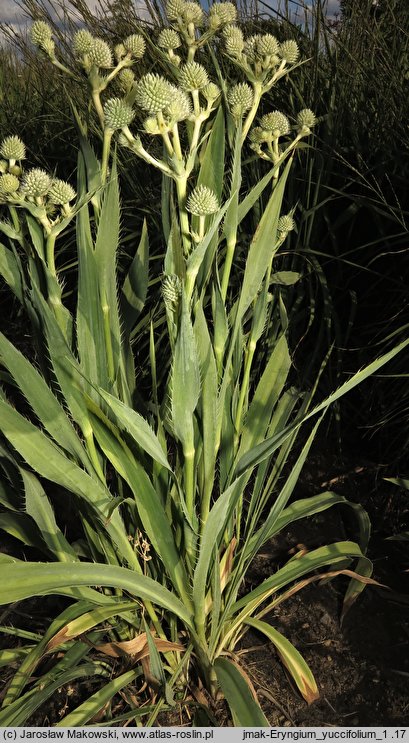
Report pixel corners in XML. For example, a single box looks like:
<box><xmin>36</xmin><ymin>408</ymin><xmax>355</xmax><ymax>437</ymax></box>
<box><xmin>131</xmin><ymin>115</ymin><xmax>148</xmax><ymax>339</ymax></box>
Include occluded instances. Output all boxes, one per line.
<box><xmin>115</xmin><ymin>43</ymin><xmax>127</xmax><ymax>61</ymax></box>
<box><xmin>249</xmin><ymin>126</ymin><xmax>265</xmax><ymax>145</ymax></box>
<box><xmin>88</xmin><ymin>38</ymin><xmax>113</xmax><ymax>68</ymax></box>
<box><xmin>179</xmin><ymin>62</ymin><xmax>209</xmax><ymax>91</ymax></box>
<box><xmin>228</xmin><ymin>82</ymin><xmax>253</xmax><ymax>119</ymax></box>
<box><xmin>21</xmin><ymin>168</ymin><xmax>51</xmax><ymax>198</ymax></box>
<box><xmin>30</xmin><ymin>20</ymin><xmax>53</xmax><ymax>48</ymax></box>
<box><xmin>223</xmin><ymin>25</ymin><xmax>244</xmax><ymax>57</ymax></box>
<box><xmin>135</xmin><ymin>73</ymin><xmax>174</xmax><ymax>113</ymax></box>
<box><xmin>104</xmin><ymin>98</ymin><xmax>135</xmax><ymax>131</ymax></box>
<box><xmin>208</xmin><ymin>2</ymin><xmax>237</xmax><ymax>30</ymax></box>
<box><xmin>183</xmin><ymin>1</ymin><xmax>204</xmax><ymax>25</ymax></box>
<box><xmin>143</xmin><ymin>117</ymin><xmax>161</xmax><ymax>135</ymax></box>
<box><xmin>260</xmin><ymin>111</ymin><xmax>290</xmax><ymax>136</ymax></box>
<box><xmin>202</xmin><ymin>82</ymin><xmax>221</xmax><ymax>102</ymax></box>
<box><xmin>0</xmin><ymin>173</ymin><xmax>20</xmax><ymax>195</ymax></box>
<box><xmin>118</xmin><ymin>68</ymin><xmax>135</xmax><ymax>93</ymax></box>
<box><xmin>186</xmin><ymin>185</ymin><xmax>219</xmax><ymax>216</ymax></box>
<box><xmin>124</xmin><ymin>34</ymin><xmax>145</xmax><ymax>58</ymax></box>
<box><xmin>277</xmin><ymin>214</ymin><xmax>295</xmax><ymax>234</ymax></box>
<box><xmin>166</xmin><ymin>0</ymin><xmax>187</xmax><ymax>20</ymax></box>
<box><xmin>158</xmin><ymin>28</ymin><xmax>182</xmax><ymax>50</ymax></box>
<box><xmin>162</xmin><ymin>274</ymin><xmax>182</xmax><ymax>309</ymax></box>
<box><xmin>73</xmin><ymin>29</ymin><xmax>94</xmax><ymax>57</ymax></box>
<box><xmin>48</xmin><ymin>179</ymin><xmax>76</xmax><ymax>206</ymax></box>
<box><xmin>243</xmin><ymin>35</ymin><xmax>261</xmax><ymax>62</ymax></box>
<box><xmin>279</xmin><ymin>40</ymin><xmax>299</xmax><ymax>64</ymax></box>
<box><xmin>297</xmin><ymin>108</ymin><xmax>317</xmax><ymax>130</ymax></box>
<box><xmin>165</xmin><ymin>88</ymin><xmax>192</xmax><ymax>122</ymax></box>
<box><xmin>256</xmin><ymin>34</ymin><xmax>280</xmax><ymax>57</ymax></box>
<box><xmin>0</xmin><ymin>135</ymin><xmax>26</xmax><ymax>161</ymax></box>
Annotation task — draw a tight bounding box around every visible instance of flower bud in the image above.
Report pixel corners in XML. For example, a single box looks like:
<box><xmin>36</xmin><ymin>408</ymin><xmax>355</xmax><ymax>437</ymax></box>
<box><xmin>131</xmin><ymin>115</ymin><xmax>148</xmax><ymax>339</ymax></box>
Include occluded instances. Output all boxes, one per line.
<box><xmin>277</xmin><ymin>214</ymin><xmax>295</xmax><ymax>233</ymax></box>
<box><xmin>186</xmin><ymin>185</ymin><xmax>219</xmax><ymax>216</ymax></box>
<box><xmin>88</xmin><ymin>38</ymin><xmax>113</xmax><ymax>68</ymax></box>
<box><xmin>0</xmin><ymin>135</ymin><xmax>26</xmax><ymax>161</ymax></box>
<box><xmin>259</xmin><ymin>111</ymin><xmax>290</xmax><ymax>136</ymax></box>
<box><xmin>165</xmin><ymin>88</ymin><xmax>192</xmax><ymax>122</ymax></box>
<box><xmin>279</xmin><ymin>40</ymin><xmax>299</xmax><ymax>64</ymax></box>
<box><xmin>208</xmin><ymin>2</ymin><xmax>237</xmax><ymax>29</ymax></box>
<box><xmin>158</xmin><ymin>28</ymin><xmax>182</xmax><ymax>49</ymax></box>
<box><xmin>30</xmin><ymin>20</ymin><xmax>53</xmax><ymax>49</ymax></box>
<box><xmin>0</xmin><ymin>173</ymin><xmax>20</xmax><ymax>194</ymax></box>
<box><xmin>297</xmin><ymin>108</ymin><xmax>316</xmax><ymax>130</ymax></box>
<box><xmin>21</xmin><ymin>168</ymin><xmax>51</xmax><ymax>198</ymax></box>
<box><xmin>179</xmin><ymin>62</ymin><xmax>209</xmax><ymax>91</ymax></box>
<box><xmin>162</xmin><ymin>274</ymin><xmax>182</xmax><ymax>309</ymax></box>
<box><xmin>223</xmin><ymin>24</ymin><xmax>244</xmax><ymax>57</ymax></box>
<box><xmin>104</xmin><ymin>98</ymin><xmax>135</xmax><ymax>130</ymax></box>
<box><xmin>249</xmin><ymin>126</ymin><xmax>265</xmax><ymax>145</ymax></box>
<box><xmin>135</xmin><ymin>73</ymin><xmax>174</xmax><ymax>113</ymax></box>
<box><xmin>228</xmin><ymin>82</ymin><xmax>253</xmax><ymax>118</ymax></box>
<box><xmin>118</xmin><ymin>68</ymin><xmax>135</xmax><ymax>92</ymax></box>
<box><xmin>73</xmin><ymin>29</ymin><xmax>94</xmax><ymax>56</ymax></box>
<box><xmin>48</xmin><ymin>178</ymin><xmax>76</xmax><ymax>205</ymax></box>
<box><xmin>115</xmin><ymin>43</ymin><xmax>126</xmax><ymax>61</ymax></box>
<box><xmin>124</xmin><ymin>34</ymin><xmax>145</xmax><ymax>58</ymax></box>
<box><xmin>202</xmin><ymin>82</ymin><xmax>221</xmax><ymax>102</ymax></box>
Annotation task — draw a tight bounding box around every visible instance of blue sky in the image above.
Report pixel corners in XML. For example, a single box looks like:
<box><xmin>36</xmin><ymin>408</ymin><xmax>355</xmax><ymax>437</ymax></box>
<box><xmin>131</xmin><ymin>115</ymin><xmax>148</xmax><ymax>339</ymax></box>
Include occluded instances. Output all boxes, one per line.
<box><xmin>1</xmin><ymin>0</ymin><xmax>341</xmax><ymax>36</ymax></box>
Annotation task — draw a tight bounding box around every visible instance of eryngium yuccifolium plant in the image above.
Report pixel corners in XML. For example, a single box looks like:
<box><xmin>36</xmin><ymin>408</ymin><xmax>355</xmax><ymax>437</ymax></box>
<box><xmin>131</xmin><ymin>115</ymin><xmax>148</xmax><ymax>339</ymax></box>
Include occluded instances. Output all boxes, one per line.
<box><xmin>297</xmin><ymin>108</ymin><xmax>317</xmax><ymax>131</ymax></box>
<box><xmin>123</xmin><ymin>34</ymin><xmax>146</xmax><ymax>58</ymax></box>
<box><xmin>181</xmin><ymin>1</ymin><xmax>205</xmax><ymax>26</ymax></box>
<box><xmin>104</xmin><ymin>98</ymin><xmax>135</xmax><ymax>130</ymax></box>
<box><xmin>179</xmin><ymin>62</ymin><xmax>210</xmax><ymax>91</ymax></box>
<box><xmin>208</xmin><ymin>2</ymin><xmax>237</xmax><ymax>29</ymax></box>
<box><xmin>118</xmin><ymin>69</ymin><xmax>135</xmax><ymax>93</ymax></box>
<box><xmin>202</xmin><ymin>82</ymin><xmax>221</xmax><ymax>102</ymax></box>
<box><xmin>166</xmin><ymin>88</ymin><xmax>192</xmax><ymax>122</ymax></box>
<box><xmin>166</xmin><ymin>0</ymin><xmax>186</xmax><ymax>19</ymax></box>
<box><xmin>223</xmin><ymin>25</ymin><xmax>245</xmax><ymax>58</ymax></box>
<box><xmin>162</xmin><ymin>274</ymin><xmax>182</xmax><ymax>309</ymax></box>
<box><xmin>48</xmin><ymin>179</ymin><xmax>76</xmax><ymax>206</ymax></box>
<box><xmin>260</xmin><ymin>111</ymin><xmax>290</xmax><ymax>137</ymax></box>
<box><xmin>135</xmin><ymin>73</ymin><xmax>174</xmax><ymax>113</ymax></box>
<box><xmin>0</xmin><ymin>135</ymin><xmax>26</xmax><ymax>162</ymax></box>
<box><xmin>158</xmin><ymin>28</ymin><xmax>182</xmax><ymax>49</ymax></box>
<box><xmin>72</xmin><ymin>29</ymin><xmax>94</xmax><ymax>57</ymax></box>
<box><xmin>0</xmin><ymin>173</ymin><xmax>20</xmax><ymax>195</ymax></box>
<box><xmin>279</xmin><ymin>40</ymin><xmax>300</xmax><ymax>64</ymax></box>
<box><xmin>228</xmin><ymin>83</ymin><xmax>253</xmax><ymax>119</ymax></box>
<box><xmin>186</xmin><ymin>184</ymin><xmax>219</xmax><ymax>215</ymax></box>
<box><xmin>21</xmin><ymin>168</ymin><xmax>51</xmax><ymax>198</ymax></box>
<box><xmin>255</xmin><ymin>33</ymin><xmax>280</xmax><ymax>58</ymax></box>
<box><xmin>88</xmin><ymin>38</ymin><xmax>113</xmax><ymax>68</ymax></box>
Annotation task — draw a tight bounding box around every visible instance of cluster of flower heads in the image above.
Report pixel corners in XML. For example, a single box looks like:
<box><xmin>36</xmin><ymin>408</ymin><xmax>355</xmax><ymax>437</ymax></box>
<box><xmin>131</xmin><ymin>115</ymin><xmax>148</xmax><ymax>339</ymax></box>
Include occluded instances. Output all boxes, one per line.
<box><xmin>249</xmin><ymin>109</ymin><xmax>317</xmax><ymax>160</ymax></box>
<box><xmin>222</xmin><ymin>25</ymin><xmax>299</xmax><ymax>83</ymax></box>
<box><xmin>0</xmin><ymin>136</ymin><xmax>76</xmax><ymax>216</ymax></box>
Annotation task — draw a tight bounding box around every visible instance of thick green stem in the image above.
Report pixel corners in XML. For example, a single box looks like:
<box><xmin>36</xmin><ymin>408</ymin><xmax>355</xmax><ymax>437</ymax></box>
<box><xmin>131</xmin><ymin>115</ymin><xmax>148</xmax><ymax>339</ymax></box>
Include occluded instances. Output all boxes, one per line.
<box><xmin>184</xmin><ymin>445</ymin><xmax>196</xmax><ymax>519</ymax></box>
<box><xmin>101</xmin><ymin>129</ymin><xmax>113</xmax><ymax>185</ymax></box>
<box><xmin>175</xmin><ymin>175</ymin><xmax>191</xmax><ymax>255</ymax></box>
<box><xmin>92</xmin><ymin>89</ymin><xmax>105</xmax><ymax>128</ymax></box>
<box><xmin>46</xmin><ymin>232</ymin><xmax>57</xmax><ymax>277</ymax></box>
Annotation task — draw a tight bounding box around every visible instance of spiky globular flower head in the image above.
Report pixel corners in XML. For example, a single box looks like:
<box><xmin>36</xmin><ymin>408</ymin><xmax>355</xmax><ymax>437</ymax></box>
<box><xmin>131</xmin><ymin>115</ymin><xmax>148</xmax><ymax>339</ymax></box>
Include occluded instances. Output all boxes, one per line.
<box><xmin>88</xmin><ymin>38</ymin><xmax>113</xmax><ymax>68</ymax></box>
<box><xmin>123</xmin><ymin>34</ymin><xmax>145</xmax><ymax>58</ymax></box>
<box><xmin>277</xmin><ymin>214</ymin><xmax>295</xmax><ymax>234</ymax></box>
<box><xmin>48</xmin><ymin>178</ymin><xmax>76</xmax><ymax>205</ymax></box>
<box><xmin>179</xmin><ymin>62</ymin><xmax>209</xmax><ymax>91</ymax></box>
<box><xmin>186</xmin><ymin>185</ymin><xmax>219</xmax><ymax>216</ymax></box>
<box><xmin>166</xmin><ymin>0</ymin><xmax>186</xmax><ymax>19</ymax></box>
<box><xmin>158</xmin><ymin>28</ymin><xmax>181</xmax><ymax>49</ymax></box>
<box><xmin>165</xmin><ymin>87</ymin><xmax>192</xmax><ymax>122</ymax></box>
<box><xmin>21</xmin><ymin>168</ymin><xmax>51</xmax><ymax>198</ymax></box>
<box><xmin>0</xmin><ymin>173</ymin><xmax>20</xmax><ymax>194</ymax></box>
<box><xmin>0</xmin><ymin>135</ymin><xmax>26</xmax><ymax>161</ymax></box>
<box><xmin>115</xmin><ymin>43</ymin><xmax>126</xmax><ymax>61</ymax></box>
<box><xmin>256</xmin><ymin>33</ymin><xmax>280</xmax><ymax>57</ymax></box>
<box><xmin>202</xmin><ymin>82</ymin><xmax>221</xmax><ymax>102</ymax></box>
<box><xmin>223</xmin><ymin>24</ymin><xmax>244</xmax><ymax>57</ymax></box>
<box><xmin>279</xmin><ymin>40</ymin><xmax>299</xmax><ymax>64</ymax></box>
<box><xmin>118</xmin><ymin>68</ymin><xmax>135</xmax><ymax>92</ymax></box>
<box><xmin>228</xmin><ymin>82</ymin><xmax>253</xmax><ymax>119</ymax></box>
<box><xmin>162</xmin><ymin>274</ymin><xmax>182</xmax><ymax>309</ymax></box>
<box><xmin>297</xmin><ymin>108</ymin><xmax>316</xmax><ymax>130</ymax></box>
<box><xmin>30</xmin><ymin>20</ymin><xmax>53</xmax><ymax>48</ymax></box>
<box><xmin>249</xmin><ymin>126</ymin><xmax>265</xmax><ymax>145</ymax></box>
<box><xmin>260</xmin><ymin>111</ymin><xmax>290</xmax><ymax>136</ymax></box>
<box><xmin>183</xmin><ymin>1</ymin><xmax>204</xmax><ymax>25</ymax></box>
<box><xmin>208</xmin><ymin>2</ymin><xmax>237</xmax><ymax>29</ymax></box>
<box><xmin>73</xmin><ymin>29</ymin><xmax>94</xmax><ymax>57</ymax></box>
<box><xmin>104</xmin><ymin>98</ymin><xmax>135</xmax><ymax>131</ymax></box>
<box><xmin>243</xmin><ymin>34</ymin><xmax>261</xmax><ymax>61</ymax></box>
<box><xmin>135</xmin><ymin>73</ymin><xmax>174</xmax><ymax>113</ymax></box>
